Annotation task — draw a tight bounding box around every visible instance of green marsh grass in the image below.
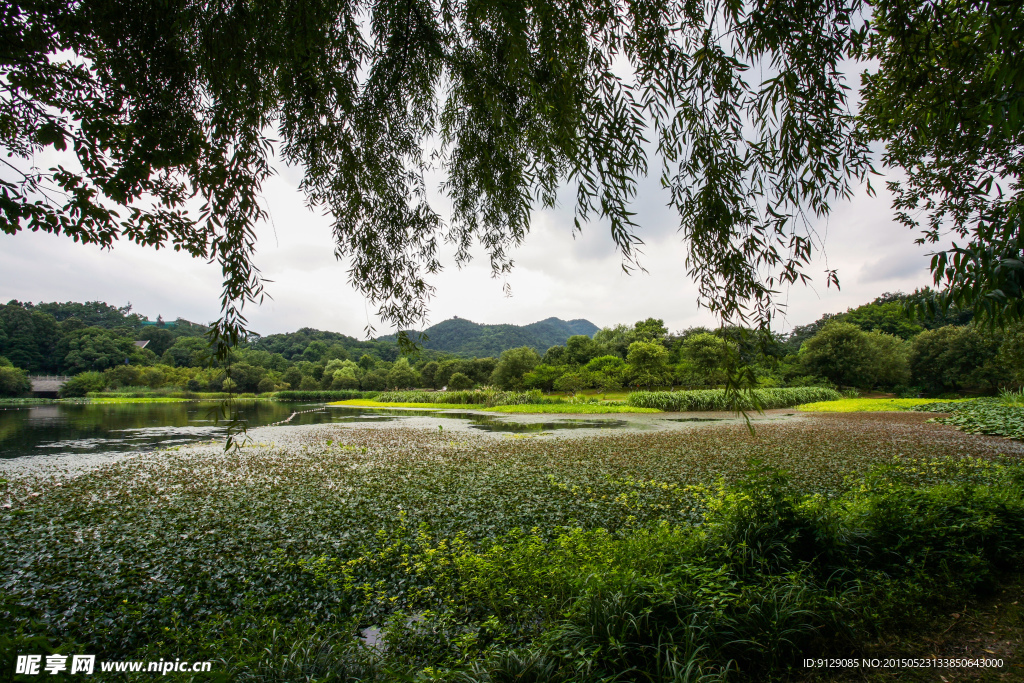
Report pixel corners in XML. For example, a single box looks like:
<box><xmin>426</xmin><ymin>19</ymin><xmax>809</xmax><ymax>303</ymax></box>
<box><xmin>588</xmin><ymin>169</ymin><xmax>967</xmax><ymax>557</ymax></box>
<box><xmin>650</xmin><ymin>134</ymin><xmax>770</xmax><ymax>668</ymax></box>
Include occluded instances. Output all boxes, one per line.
<box><xmin>2</xmin><ymin>413</ymin><xmax>1021</xmax><ymax>680</ymax></box>
<box><xmin>628</xmin><ymin>387</ymin><xmax>841</xmax><ymax>411</ymax></box>
<box><xmin>798</xmin><ymin>397</ymin><xmax>970</xmax><ymax>412</ymax></box>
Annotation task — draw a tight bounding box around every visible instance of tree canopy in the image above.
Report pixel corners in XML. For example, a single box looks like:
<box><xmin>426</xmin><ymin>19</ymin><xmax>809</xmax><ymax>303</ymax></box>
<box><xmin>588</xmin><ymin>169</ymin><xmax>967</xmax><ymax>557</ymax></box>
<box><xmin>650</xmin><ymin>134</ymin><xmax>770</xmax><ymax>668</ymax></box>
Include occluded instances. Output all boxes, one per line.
<box><xmin>2</xmin><ymin>0</ymin><xmax>1020</xmax><ymax>349</ymax></box>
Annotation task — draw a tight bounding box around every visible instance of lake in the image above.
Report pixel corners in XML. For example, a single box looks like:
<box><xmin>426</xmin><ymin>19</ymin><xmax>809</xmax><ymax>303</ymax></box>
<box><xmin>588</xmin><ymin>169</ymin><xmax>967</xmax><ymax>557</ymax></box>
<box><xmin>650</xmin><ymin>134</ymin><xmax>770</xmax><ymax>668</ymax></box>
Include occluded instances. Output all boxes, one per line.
<box><xmin>0</xmin><ymin>401</ymin><xmax>638</xmax><ymax>460</ymax></box>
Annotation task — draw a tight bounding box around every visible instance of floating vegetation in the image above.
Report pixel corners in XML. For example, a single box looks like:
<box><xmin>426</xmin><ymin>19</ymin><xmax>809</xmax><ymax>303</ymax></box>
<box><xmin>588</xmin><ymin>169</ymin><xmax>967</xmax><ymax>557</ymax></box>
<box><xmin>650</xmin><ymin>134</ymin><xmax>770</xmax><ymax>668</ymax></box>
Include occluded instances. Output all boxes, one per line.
<box><xmin>1</xmin><ymin>414</ymin><xmax>1021</xmax><ymax>680</ymax></box>
<box><xmin>911</xmin><ymin>398</ymin><xmax>1024</xmax><ymax>441</ymax></box>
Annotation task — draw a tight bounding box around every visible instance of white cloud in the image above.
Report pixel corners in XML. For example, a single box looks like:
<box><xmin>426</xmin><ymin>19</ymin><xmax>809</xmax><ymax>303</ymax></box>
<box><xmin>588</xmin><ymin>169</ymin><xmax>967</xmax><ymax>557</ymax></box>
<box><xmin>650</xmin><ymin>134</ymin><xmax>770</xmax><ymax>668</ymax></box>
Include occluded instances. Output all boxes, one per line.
<box><xmin>1</xmin><ymin>153</ymin><xmax>947</xmax><ymax>339</ymax></box>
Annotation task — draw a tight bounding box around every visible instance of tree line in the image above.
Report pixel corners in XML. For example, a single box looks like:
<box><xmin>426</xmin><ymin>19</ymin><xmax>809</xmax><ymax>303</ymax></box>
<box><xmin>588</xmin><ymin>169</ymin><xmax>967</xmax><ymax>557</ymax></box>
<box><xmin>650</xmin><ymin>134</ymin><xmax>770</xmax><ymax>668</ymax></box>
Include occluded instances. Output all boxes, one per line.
<box><xmin>2</xmin><ymin>291</ymin><xmax>1023</xmax><ymax>399</ymax></box>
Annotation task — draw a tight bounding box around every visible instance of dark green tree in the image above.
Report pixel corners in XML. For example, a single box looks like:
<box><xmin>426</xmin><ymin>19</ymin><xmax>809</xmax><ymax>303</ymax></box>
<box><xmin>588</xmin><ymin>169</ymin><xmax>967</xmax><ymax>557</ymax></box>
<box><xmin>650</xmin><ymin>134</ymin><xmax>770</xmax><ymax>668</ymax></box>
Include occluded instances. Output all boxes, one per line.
<box><xmin>160</xmin><ymin>337</ymin><xmax>211</xmax><ymax>367</ymax></box>
<box><xmin>564</xmin><ymin>335</ymin><xmax>600</xmax><ymax>366</ymax></box>
<box><xmin>447</xmin><ymin>372</ymin><xmax>474</xmax><ymax>390</ymax></box>
<box><xmin>859</xmin><ymin>0</ymin><xmax>1024</xmax><ymax>324</ymax></box>
<box><xmin>1</xmin><ymin>0</ymin><xmax>873</xmax><ymax>350</ymax></box>
<box><xmin>137</xmin><ymin>328</ymin><xmax>176</xmax><ymax>357</ymax></box>
<box><xmin>522</xmin><ymin>364</ymin><xmax>565</xmax><ymax>392</ymax></box>
<box><xmin>0</xmin><ymin>303</ymin><xmax>60</xmax><ymax>372</ymax></box>
<box><xmin>841</xmin><ymin>299</ymin><xmax>923</xmax><ymax>340</ymax></box>
<box><xmin>360</xmin><ymin>370</ymin><xmax>388</xmax><ymax>392</ymax></box>
<box><xmin>800</xmin><ymin>322</ymin><xmax>909</xmax><ymax>390</ymax></box>
<box><xmin>909</xmin><ymin>325</ymin><xmax>1003</xmax><ymax>394</ymax></box>
<box><xmin>626</xmin><ymin>341</ymin><xmax>671</xmax><ymax>389</ymax></box>
<box><xmin>29</xmin><ymin>301</ymin><xmax>144</xmax><ymax>328</ymax></box>
<box><xmin>420</xmin><ymin>361</ymin><xmax>440</xmax><ymax>389</ymax></box>
<box><xmin>386</xmin><ymin>357</ymin><xmax>420</xmax><ymax>389</ymax></box>
<box><xmin>633</xmin><ymin>318</ymin><xmax>668</xmax><ymax>343</ymax></box>
<box><xmin>59</xmin><ymin>327</ymin><xmax>144</xmax><ymax>374</ymax></box>
<box><xmin>490</xmin><ymin>347</ymin><xmax>541</xmax><ymax>391</ymax></box>
<box><xmin>0</xmin><ymin>360</ymin><xmax>31</xmax><ymax>396</ymax></box>
<box><xmin>541</xmin><ymin>345</ymin><xmax>567</xmax><ymax>366</ymax></box>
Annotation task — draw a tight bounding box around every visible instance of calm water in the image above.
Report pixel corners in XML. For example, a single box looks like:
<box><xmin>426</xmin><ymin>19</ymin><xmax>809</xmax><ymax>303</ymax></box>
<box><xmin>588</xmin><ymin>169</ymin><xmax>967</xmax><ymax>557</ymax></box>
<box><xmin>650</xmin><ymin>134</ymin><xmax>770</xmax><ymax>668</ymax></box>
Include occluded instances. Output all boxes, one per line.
<box><xmin>0</xmin><ymin>401</ymin><xmax>634</xmax><ymax>460</ymax></box>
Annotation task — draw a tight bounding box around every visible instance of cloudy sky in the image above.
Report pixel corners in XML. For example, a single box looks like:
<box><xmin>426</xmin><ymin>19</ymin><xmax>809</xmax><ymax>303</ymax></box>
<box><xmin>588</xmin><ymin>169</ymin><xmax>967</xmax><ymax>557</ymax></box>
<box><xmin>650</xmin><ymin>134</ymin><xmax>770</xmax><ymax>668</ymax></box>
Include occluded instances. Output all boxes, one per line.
<box><xmin>0</xmin><ymin>145</ymin><xmax>942</xmax><ymax>339</ymax></box>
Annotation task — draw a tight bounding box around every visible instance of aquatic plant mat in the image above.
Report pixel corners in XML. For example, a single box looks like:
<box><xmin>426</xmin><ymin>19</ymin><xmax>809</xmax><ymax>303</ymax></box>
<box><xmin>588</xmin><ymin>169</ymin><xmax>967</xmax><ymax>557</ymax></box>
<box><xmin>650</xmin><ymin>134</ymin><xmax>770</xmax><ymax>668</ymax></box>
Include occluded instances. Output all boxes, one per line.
<box><xmin>2</xmin><ymin>413</ymin><xmax>1023</xmax><ymax>681</ymax></box>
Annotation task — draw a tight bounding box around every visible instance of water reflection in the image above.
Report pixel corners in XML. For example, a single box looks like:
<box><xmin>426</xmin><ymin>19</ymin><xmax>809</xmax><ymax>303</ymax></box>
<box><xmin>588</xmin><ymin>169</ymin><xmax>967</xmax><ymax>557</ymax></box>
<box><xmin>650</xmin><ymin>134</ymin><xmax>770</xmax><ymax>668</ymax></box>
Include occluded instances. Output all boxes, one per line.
<box><xmin>0</xmin><ymin>402</ymin><xmax>639</xmax><ymax>459</ymax></box>
<box><xmin>0</xmin><ymin>401</ymin><xmax>301</xmax><ymax>459</ymax></box>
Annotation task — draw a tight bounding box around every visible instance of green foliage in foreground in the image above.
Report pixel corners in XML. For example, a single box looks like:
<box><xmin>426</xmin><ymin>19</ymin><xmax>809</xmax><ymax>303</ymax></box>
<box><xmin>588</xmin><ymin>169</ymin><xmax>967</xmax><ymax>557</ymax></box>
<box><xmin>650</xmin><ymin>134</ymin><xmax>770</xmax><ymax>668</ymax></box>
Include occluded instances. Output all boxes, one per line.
<box><xmin>628</xmin><ymin>387</ymin><xmax>842</xmax><ymax>412</ymax></box>
<box><xmin>482</xmin><ymin>403</ymin><xmax>660</xmax><ymax>414</ymax></box>
<box><xmin>2</xmin><ymin>455</ymin><xmax>1021</xmax><ymax>681</ymax></box>
<box><xmin>797</xmin><ymin>397</ymin><xmax>969</xmax><ymax>412</ymax></box>
<box><xmin>375</xmin><ymin>389</ymin><xmax>556</xmax><ymax>407</ymax></box>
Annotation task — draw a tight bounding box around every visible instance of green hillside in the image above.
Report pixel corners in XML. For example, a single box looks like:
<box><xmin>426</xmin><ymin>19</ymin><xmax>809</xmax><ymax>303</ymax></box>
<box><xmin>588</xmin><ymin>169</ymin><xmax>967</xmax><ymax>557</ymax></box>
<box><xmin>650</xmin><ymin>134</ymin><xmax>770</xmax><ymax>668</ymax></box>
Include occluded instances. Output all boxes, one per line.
<box><xmin>383</xmin><ymin>316</ymin><xmax>598</xmax><ymax>357</ymax></box>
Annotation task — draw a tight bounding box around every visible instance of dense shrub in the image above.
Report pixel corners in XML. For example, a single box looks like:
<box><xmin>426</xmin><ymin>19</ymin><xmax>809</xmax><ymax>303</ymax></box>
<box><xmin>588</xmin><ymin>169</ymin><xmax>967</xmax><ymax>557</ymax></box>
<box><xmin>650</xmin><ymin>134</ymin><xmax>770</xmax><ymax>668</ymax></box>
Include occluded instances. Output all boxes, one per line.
<box><xmin>447</xmin><ymin>372</ymin><xmax>474</xmax><ymax>390</ymax></box>
<box><xmin>489</xmin><ymin>347</ymin><xmax>541</xmax><ymax>390</ymax></box>
<box><xmin>800</xmin><ymin>321</ymin><xmax>909</xmax><ymax>389</ymax></box>
<box><xmin>627</xmin><ymin>387</ymin><xmax>841</xmax><ymax>411</ymax></box>
<box><xmin>372</xmin><ymin>461</ymin><xmax>1024</xmax><ymax>680</ymax></box>
<box><xmin>0</xmin><ymin>364</ymin><xmax>31</xmax><ymax>397</ymax></box>
<box><xmin>58</xmin><ymin>371</ymin><xmax>107</xmax><ymax>397</ymax></box>
<box><xmin>909</xmin><ymin>325</ymin><xmax>1004</xmax><ymax>394</ymax></box>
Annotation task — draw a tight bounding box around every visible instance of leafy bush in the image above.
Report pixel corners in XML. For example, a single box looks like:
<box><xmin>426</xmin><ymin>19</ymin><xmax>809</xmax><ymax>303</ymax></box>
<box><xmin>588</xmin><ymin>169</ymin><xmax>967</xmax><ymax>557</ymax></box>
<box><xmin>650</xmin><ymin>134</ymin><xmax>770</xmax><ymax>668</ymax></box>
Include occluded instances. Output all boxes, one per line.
<box><xmin>627</xmin><ymin>387</ymin><xmax>841</xmax><ymax>411</ymax></box>
<box><xmin>447</xmin><ymin>371</ymin><xmax>474</xmax><ymax>390</ymax></box>
<box><xmin>800</xmin><ymin>322</ymin><xmax>910</xmax><ymax>389</ymax></box>
<box><xmin>274</xmin><ymin>390</ymin><xmax>378</xmax><ymax>401</ymax></box>
<box><xmin>0</xmin><ymin>365</ymin><xmax>31</xmax><ymax>397</ymax></box>
<box><xmin>58</xmin><ymin>371</ymin><xmax>107</xmax><ymax>397</ymax></box>
<box><xmin>313</xmin><ymin>460</ymin><xmax>1024</xmax><ymax>679</ymax></box>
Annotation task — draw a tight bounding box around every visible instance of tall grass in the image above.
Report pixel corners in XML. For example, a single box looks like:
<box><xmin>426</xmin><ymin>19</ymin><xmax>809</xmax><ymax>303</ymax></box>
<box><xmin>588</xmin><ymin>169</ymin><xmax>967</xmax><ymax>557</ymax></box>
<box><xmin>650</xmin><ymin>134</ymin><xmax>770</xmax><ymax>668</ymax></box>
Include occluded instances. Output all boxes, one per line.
<box><xmin>627</xmin><ymin>387</ymin><xmax>842</xmax><ymax>411</ymax></box>
<box><xmin>375</xmin><ymin>388</ymin><xmax>558</xmax><ymax>407</ymax></box>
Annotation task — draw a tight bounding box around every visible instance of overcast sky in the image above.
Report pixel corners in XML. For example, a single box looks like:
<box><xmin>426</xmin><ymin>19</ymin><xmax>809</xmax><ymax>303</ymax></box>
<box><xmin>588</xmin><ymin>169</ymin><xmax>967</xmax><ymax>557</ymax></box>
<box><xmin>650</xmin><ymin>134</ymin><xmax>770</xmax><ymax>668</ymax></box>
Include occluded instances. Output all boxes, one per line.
<box><xmin>0</xmin><ymin>147</ymin><xmax>943</xmax><ymax>339</ymax></box>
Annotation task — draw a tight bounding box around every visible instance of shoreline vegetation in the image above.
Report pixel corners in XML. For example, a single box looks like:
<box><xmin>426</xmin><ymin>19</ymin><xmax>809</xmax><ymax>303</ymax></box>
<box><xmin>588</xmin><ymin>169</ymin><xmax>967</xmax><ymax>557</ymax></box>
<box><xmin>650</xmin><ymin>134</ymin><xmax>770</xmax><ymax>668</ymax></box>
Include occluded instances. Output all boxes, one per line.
<box><xmin>2</xmin><ymin>416</ymin><xmax>1021</xmax><ymax>681</ymax></box>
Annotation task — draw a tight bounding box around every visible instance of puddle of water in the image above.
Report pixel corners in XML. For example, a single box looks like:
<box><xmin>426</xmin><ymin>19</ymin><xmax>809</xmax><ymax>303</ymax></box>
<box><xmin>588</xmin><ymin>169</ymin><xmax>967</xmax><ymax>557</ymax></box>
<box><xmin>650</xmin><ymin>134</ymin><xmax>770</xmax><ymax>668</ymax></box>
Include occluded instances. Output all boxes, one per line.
<box><xmin>662</xmin><ymin>417</ymin><xmax>724</xmax><ymax>423</ymax></box>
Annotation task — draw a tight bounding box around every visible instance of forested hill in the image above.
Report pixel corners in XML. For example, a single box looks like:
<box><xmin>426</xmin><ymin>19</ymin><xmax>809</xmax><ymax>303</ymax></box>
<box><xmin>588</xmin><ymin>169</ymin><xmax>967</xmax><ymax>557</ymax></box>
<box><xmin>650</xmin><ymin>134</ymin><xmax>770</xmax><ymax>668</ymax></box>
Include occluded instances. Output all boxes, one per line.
<box><xmin>379</xmin><ymin>317</ymin><xmax>599</xmax><ymax>357</ymax></box>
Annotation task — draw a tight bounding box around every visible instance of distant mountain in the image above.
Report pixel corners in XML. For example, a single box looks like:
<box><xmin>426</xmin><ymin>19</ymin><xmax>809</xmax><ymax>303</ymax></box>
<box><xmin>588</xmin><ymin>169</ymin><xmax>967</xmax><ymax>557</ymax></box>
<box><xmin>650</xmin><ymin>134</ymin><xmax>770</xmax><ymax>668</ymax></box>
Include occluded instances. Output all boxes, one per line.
<box><xmin>380</xmin><ymin>317</ymin><xmax>599</xmax><ymax>357</ymax></box>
